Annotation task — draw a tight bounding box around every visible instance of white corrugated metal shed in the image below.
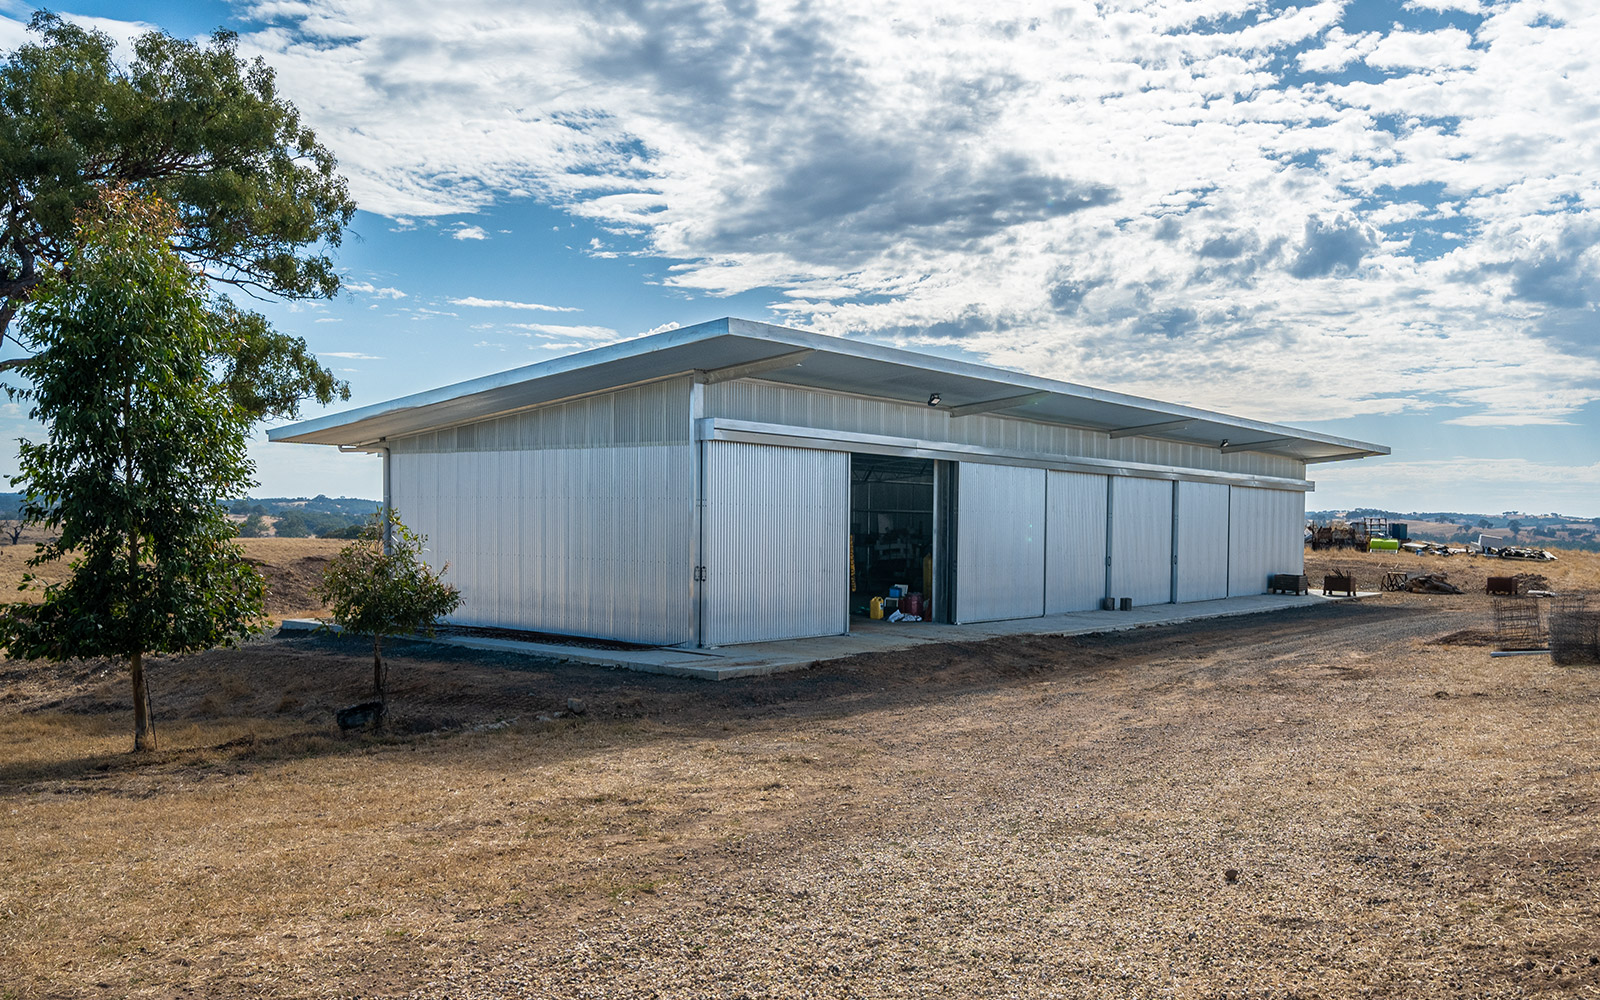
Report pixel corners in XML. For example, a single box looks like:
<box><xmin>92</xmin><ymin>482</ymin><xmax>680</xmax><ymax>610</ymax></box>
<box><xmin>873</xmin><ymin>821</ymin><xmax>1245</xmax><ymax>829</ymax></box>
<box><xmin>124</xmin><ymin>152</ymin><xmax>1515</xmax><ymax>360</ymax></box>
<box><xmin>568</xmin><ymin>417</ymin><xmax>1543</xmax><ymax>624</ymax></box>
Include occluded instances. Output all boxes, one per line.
<box><xmin>270</xmin><ymin>317</ymin><xmax>1387</xmax><ymax>463</ymax></box>
<box><xmin>272</xmin><ymin>317</ymin><xmax>1387</xmax><ymax>650</ymax></box>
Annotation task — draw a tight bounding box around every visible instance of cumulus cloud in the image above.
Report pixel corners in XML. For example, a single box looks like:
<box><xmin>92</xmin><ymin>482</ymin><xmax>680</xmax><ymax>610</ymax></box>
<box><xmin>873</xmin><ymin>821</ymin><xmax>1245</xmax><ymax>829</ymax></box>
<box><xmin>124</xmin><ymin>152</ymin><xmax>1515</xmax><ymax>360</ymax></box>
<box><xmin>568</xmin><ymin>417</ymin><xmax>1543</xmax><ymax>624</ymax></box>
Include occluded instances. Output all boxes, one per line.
<box><xmin>1297</xmin><ymin>28</ymin><xmax>1380</xmax><ymax>73</ymax></box>
<box><xmin>1288</xmin><ymin>215</ymin><xmax>1379</xmax><ymax>278</ymax></box>
<box><xmin>1364</xmin><ymin>28</ymin><xmax>1477</xmax><ymax>70</ymax></box>
<box><xmin>451</xmin><ymin>225</ymin><xmax>488</xmax><ymax>241</ymax></box>
<box><xmin>185</xmin><ymin>0</ymin><xmax>1600</xmax><ymax>428</ymax></box>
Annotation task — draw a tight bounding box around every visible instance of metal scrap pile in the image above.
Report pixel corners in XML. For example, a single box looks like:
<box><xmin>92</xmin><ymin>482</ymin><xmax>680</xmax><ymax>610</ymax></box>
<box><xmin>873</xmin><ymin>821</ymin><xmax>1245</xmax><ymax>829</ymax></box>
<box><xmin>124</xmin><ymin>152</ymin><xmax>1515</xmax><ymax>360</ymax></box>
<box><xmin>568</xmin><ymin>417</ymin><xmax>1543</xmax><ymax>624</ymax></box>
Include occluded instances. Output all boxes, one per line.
<box><xmin>1402</xmin><ymin>573</ymin><xmax>1463</xmax><ymax>594</ymax></box>
<box><xmin>1494</xmin><ymin>545</ymin><xmax>1557</xmax><ymax>562</ymax></box>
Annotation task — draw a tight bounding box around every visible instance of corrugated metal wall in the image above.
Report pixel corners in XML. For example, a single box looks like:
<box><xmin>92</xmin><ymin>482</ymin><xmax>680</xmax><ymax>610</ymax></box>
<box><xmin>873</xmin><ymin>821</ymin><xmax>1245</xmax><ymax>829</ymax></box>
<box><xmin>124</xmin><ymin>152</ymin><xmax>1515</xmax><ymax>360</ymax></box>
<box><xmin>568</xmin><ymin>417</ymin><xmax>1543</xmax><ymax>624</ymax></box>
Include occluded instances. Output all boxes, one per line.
<box><xmin>955</xmin><ymin>463</ymin><xmax>1047</xmax><ymax>622</ymax></box>
<box><xmin>390</xmin><ymin>378</ymin><xmax>691</xmax><ymax>454</ymax></box>
<box><xmin>1227</xmin><ymin>486</ymin><xmax>1306</xmax><ymax>596</ymax></box>
<box><xmin>1175</xmin><ymin>481</ymin><xmax>1230</xmax><ymax>602</ymax></box>
<box><xmin>387</xmin><ymin>379</ymin><xmax>696</xmax><ymax>644</ymax></box>
<box><xmin>390</xmin><ymin>445</ymin><xmax>695</xmax><ymax>644</ymax></box>
<box><xmin>1044</xmin><ymin>470</ymin><xmax>1108</xmax><ymax>613</ymax></box>
<box><xmin>702</xmin><ymin>442</ymin><xmax>849</xmax><ymax>645</ymax></box>
<box><xmin>1109</xmin><ymin>476</ymin><xmax>1175</xmax><ymax>606</ymax></box>
<box><xmin>706</xmin><ymin>379</ymin><xmax>1303</xmax><ymax>480</ymax></box>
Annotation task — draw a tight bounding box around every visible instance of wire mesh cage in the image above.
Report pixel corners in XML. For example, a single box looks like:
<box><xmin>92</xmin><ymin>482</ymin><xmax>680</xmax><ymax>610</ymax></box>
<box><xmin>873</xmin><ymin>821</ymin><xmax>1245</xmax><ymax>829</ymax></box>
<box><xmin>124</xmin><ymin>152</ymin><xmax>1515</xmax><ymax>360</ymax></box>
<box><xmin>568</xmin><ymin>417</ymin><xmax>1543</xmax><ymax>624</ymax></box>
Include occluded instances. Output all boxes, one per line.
<box><xmin>1492</xmin><ymin>597</ymin><xmax>1545</xmax><ymax>651</ymax></box>
<box><xmin>1548</xmin><ymin>594</ymin><xmax>1600</xmax><ymax>666</ymax></box>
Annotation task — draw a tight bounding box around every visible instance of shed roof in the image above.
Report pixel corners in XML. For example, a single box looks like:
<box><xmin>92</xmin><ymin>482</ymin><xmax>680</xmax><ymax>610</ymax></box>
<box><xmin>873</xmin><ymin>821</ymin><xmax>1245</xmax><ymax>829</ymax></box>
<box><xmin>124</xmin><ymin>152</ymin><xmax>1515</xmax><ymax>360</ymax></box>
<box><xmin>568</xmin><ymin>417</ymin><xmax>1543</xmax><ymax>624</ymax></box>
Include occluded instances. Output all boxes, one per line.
<box><xmin>269</xmin><ymin>317</ymin><xmax>1388</xmax><ymax>463</ymax></box>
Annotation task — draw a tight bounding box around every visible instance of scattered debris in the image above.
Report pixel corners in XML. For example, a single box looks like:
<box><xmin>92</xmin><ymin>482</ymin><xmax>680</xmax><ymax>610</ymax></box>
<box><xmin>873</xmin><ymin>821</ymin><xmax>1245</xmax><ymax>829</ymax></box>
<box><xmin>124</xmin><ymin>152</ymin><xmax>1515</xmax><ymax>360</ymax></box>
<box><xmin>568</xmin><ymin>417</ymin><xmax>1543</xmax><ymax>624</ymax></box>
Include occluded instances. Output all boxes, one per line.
<box><xmin>1494</xmin><ymin>546</ymin><xmax>1556</xmax><ymax>562</ymax></box>
<box><xmin>1511</xmin><ymin>573</ymin><xmax>1551</xmax><ymax>593</ymax></box>
<box><xmin>1402</xmin><ymin>573</ymin><xmax>1462</xmax><ymax>595</ymax></box>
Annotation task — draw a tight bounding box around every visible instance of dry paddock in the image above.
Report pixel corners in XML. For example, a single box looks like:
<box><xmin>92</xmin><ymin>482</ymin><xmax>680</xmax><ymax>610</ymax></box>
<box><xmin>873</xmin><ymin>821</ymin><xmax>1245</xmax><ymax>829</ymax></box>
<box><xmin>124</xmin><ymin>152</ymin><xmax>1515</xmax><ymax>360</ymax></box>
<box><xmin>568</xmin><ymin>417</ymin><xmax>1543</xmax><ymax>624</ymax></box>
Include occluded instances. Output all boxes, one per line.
<box><xmin>1</xmin><ymin>560</ymin><xmax>1598</xmax><ymax>997</ymax></box>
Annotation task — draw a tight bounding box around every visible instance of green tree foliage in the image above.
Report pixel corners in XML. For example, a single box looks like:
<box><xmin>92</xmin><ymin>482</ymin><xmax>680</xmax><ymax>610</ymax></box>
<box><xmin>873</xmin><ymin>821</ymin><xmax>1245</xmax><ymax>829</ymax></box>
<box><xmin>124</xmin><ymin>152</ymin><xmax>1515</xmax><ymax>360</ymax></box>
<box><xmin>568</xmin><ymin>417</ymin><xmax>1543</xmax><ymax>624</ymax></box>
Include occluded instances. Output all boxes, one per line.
<box><xmin>272</xmin><ymin>509</ymin><xmax>313</xmax><ymax>538</ymax></box>
<box><xmin>0</xmin><ymin>13</ymin><xmax>353</xmax><ymax>419</ymax></box>
<box><xmin>270</xmin><ymin>507</ymin><xmax>362</xmax><ymax>537</ymax></box>
<box><xmin>238</xmin><ymin>512</ymin><xmax>268</xmax><ymax>538</ymax></box>
<box><xmin>0</xmin><ymin>190</ymin><xmax>266</xmax><ymax>751</ymax></box>
<box><xmin>317</xmin><ymin>510</ymin><xmax>461</xmax><ymax>701</ymax></box>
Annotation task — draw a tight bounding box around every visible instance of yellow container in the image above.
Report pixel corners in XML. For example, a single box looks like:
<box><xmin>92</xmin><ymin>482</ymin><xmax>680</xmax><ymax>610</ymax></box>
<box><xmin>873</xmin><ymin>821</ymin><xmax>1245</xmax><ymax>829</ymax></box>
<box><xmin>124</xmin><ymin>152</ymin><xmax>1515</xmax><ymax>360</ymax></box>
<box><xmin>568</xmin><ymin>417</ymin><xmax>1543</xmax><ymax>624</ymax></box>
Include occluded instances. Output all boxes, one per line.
<box><xmin>869</xmin><ymin>596</ymin><xmax>885</xmax><ymax>620</ymax></box>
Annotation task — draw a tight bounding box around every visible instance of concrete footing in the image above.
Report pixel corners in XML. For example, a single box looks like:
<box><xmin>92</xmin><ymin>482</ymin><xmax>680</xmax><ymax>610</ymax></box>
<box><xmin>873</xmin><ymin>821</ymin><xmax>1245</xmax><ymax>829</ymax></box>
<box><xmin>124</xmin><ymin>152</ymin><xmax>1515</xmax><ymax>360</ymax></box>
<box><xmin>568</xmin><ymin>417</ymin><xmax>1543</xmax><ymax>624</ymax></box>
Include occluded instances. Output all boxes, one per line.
<box><xmin>279</xmin><ymin>591</ymin><xmax>1369</xmax><ymax>681</ymax></box>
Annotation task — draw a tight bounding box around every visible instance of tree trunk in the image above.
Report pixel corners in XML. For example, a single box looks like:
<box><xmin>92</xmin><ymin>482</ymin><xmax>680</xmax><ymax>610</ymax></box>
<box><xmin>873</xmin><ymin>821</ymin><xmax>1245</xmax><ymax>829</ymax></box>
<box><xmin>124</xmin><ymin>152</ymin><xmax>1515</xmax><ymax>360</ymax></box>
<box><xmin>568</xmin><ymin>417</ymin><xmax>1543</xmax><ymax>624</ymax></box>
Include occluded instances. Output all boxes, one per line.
<box><xmin>373</xmin><ymin>634</ymin><xmax>384</xmax><ymax>699</ymax></box>
<box><xmin>130</xmin><ymin>649</ymin><xmax>155</xmax><ymax>751</ymax></box>
<box><xmin>124</xmin><ymin>387</ymin><xmax>153</xmax><ymax>753</ymax></box>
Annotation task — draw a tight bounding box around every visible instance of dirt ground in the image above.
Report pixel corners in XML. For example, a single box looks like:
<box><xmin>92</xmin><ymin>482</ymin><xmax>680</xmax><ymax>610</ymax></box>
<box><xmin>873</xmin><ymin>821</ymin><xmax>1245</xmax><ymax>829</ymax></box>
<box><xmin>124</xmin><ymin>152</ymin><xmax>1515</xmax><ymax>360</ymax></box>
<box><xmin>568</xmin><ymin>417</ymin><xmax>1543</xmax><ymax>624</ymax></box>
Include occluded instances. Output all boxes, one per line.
<box><xmin>1</xmin><ymin>549</ymin><xmax>1597</xmax><ymax>998</ymax></box>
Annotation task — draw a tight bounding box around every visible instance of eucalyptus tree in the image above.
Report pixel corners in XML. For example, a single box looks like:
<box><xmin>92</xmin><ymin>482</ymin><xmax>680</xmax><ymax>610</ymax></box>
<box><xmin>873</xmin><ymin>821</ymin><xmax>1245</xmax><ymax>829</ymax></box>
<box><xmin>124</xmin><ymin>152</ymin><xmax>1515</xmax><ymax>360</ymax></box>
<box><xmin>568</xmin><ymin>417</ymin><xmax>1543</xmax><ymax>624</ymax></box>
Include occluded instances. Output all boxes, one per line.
<box><xmin>0</xmin><ymin>189</ymin><xmax>267</xmax><ymax>752</ymax></box>
<box><xmin>0</xmin><ymin>12</ymin><xmax>354</xmax><ymax>417</ymax></box>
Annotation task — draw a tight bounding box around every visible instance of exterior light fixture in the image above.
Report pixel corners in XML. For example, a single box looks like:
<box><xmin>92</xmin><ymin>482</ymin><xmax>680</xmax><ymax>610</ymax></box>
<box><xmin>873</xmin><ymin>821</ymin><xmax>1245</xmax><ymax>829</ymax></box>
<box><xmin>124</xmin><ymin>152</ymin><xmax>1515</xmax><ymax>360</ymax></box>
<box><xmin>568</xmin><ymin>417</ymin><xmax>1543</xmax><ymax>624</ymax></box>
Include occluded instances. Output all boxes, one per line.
<box><xmin>928</xmin><ymin>393</ymin><xmax>941</xmax><ymax>407</ymax></box>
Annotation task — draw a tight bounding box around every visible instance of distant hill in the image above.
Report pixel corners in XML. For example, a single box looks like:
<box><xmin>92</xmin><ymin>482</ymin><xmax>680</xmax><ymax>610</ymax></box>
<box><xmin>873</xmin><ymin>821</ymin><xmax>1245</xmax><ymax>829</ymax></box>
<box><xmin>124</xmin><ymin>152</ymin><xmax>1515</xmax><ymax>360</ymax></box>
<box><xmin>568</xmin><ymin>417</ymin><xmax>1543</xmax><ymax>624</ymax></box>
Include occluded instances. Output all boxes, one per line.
<box><xmin>1307</xmin><ymin>507</ymin><xmax>1600</xmax><ymax>552</ymax></box>
<box><xmin>0</xmin><ymin>493</ymin><xmax>383</xmax><ymax>540</ymax></box>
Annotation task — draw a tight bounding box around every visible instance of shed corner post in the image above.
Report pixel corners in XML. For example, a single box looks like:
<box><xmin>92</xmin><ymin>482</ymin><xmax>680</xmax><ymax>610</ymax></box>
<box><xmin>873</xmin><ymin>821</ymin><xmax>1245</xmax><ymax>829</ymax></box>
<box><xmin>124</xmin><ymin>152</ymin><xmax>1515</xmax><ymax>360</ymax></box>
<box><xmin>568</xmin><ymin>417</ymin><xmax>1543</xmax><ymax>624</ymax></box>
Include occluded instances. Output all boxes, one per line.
<box><xmin>381</xmin><ymin>437</ymin><xmax>392</xmax><ymax>554</ymax></box>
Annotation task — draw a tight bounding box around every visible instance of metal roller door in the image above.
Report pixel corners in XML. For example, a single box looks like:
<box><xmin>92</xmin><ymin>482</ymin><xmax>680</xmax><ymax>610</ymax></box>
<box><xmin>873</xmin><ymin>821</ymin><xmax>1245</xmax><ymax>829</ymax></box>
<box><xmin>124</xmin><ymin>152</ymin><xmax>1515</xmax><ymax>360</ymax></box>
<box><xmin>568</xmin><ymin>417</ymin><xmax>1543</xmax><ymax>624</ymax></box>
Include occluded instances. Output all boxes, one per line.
<box><xmin>1228</xmin><ymin>486</ymin><xmax>1306</xmax><ymax>596</ymax></box>
<box><xmin>1109</xmin><ymin>476</ymin><xmax>1174</xmax><ymax>606</ymax></box>
<box><xmin>702</xmin><ymin>441</ymin><xmax>848</xmax><ymax>645</ymax></box>
<box><xmin>956</xmin><ymin>463</ymin><xmax>1046</xmax><ymax>623</ymax></box>
<box><xmin>1045</xmin><ymin>470</ymin><xmax>1108</xmax><ymax>613</ymax></box>
<box><xmin>1175</xmin><ymin>481</ymin><xmax>1230</xmax><ymax>602</ymax></box>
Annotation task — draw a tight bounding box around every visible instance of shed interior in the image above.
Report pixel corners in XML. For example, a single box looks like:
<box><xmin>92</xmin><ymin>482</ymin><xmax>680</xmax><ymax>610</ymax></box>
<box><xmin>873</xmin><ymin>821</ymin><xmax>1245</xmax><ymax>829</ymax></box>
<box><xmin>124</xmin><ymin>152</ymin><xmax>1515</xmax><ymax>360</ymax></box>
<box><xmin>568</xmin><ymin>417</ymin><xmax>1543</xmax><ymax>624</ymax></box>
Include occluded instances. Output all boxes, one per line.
<box><xmin>850</xmin><ymin>455</ymin><xmax>936</xmax><ymax>619</ymax></box>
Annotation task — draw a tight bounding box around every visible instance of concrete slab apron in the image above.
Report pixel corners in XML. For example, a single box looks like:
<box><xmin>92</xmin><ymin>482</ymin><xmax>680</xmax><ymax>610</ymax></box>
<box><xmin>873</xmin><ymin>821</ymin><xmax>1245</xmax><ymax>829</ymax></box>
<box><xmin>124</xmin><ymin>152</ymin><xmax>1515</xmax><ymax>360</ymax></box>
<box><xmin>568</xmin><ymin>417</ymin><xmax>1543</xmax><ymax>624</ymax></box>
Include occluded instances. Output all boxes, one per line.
<box><xmin>280</xmin><ymin>592</ymin><xmax>1369</xmax><ymax>681</ymax></box>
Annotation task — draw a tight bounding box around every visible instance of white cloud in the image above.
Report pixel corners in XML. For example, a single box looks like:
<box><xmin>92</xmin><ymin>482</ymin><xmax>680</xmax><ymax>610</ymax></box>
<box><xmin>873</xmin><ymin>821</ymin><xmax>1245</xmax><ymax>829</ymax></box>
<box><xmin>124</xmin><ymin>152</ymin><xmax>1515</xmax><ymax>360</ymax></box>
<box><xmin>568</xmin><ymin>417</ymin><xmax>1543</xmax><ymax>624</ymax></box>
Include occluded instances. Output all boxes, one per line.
<box><xmin>509</xmin><ymin>322</ymin><xmax>623</xmax><ymax>344</ymax></box>
<box><xmin>1404</xmin><ymin>0</ymin><xmax>1482</xmax><ymax>12</ymax></box>
<box><xmin>341</xmin><ymin>280</ymin><xmax>406</xmax><ymax>299</ymax></box>
<box><xmin>1365</xmin><ymin>28</ymin><xmax>1477</xmax><ymax>70</ymax></box>
<box><xmin>203</xmin><ymin>1</ymin><xmax>1600</xmax><ymax>431</ymax></box>
<box><xmin>1313</xmin><ymin>458</ymin><xmax>1600</xmax><ymax>517</ymax></box>
<box><xmin>448</xmin><ymin>296</ymin><xmax>580</xmax><ymax>312</ymax></box>
<box><xmin>1297</xmin><ymin>28</ymin><xmax>1379</xmax><ymax>73</ymax></box>
<box><xmin>451</xmin><ymin>224</ymin><xmax>488</xmax><ymax>241</ymax></box>
<box><xmin>320</xmin><ymin>351</ymin><xmax>383</xmax><ymax>359</ymax></box>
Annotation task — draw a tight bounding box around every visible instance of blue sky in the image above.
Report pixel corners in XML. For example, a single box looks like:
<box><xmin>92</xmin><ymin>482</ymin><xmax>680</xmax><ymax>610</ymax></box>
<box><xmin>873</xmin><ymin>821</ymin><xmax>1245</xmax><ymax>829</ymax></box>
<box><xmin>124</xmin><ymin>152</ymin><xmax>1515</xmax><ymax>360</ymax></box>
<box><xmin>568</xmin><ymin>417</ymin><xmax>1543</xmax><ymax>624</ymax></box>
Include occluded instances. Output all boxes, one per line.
<box><xmin>1</xmin><ymin>0</ymin><xmax>1597</xmax><ymax>515</ymax></box>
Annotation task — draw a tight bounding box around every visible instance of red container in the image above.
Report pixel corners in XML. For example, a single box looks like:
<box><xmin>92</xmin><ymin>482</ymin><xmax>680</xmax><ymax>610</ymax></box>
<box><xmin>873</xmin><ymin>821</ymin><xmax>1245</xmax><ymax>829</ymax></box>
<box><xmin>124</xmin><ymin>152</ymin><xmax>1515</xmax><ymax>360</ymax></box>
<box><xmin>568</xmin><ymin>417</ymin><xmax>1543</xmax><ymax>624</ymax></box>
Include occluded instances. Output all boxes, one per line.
<box><xmin>903</xmin><ymin>592</ymin><xmax>923</xmax><ymax>618</ymax></box>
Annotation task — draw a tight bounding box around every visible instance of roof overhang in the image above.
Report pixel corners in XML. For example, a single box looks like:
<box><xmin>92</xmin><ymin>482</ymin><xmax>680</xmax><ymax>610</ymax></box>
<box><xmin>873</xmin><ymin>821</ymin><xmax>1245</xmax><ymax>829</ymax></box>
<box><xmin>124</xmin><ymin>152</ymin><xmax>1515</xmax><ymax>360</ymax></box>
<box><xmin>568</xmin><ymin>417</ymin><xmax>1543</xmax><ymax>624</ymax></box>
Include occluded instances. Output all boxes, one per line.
<box><xmin>270</xmin><ymin>317</ymin><xmax>1389</xmax><ymax>464</ymax></box>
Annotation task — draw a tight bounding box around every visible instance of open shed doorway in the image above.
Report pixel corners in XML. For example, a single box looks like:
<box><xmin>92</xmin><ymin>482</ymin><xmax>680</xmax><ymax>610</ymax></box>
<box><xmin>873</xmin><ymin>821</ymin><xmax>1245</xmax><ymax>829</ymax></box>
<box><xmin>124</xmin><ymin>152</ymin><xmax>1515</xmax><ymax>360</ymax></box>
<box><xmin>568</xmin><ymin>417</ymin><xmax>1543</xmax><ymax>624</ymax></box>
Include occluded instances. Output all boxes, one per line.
<box><xmin>850</xmin><ymin>454</ymin><xmax>942</xmax><ymax>623</ymax></box>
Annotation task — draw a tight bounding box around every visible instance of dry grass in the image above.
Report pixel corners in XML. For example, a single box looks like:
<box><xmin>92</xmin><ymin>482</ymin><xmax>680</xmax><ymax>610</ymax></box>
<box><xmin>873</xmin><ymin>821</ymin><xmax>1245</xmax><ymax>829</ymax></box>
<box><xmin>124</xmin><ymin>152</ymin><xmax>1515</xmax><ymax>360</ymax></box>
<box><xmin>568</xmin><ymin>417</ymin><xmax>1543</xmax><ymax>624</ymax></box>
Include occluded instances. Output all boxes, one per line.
<box><xmin>0</xmin><ymin>531</ymin><xmax>346</xmax><ymax>620</ymax></box>
<box><xmin>1306</xmin><ymin>544</ymin><xmax>1600</xmax><ymax>598</ymax></box>
<box><xmin>1</xmin><ymin>585</ymin><xmax>1597</xmax><ymax>997</ymax></box>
